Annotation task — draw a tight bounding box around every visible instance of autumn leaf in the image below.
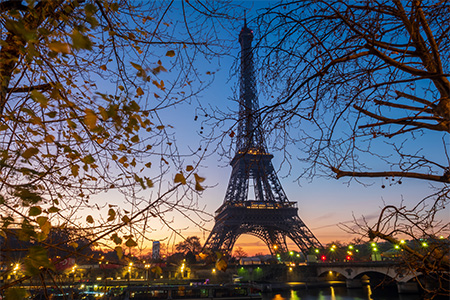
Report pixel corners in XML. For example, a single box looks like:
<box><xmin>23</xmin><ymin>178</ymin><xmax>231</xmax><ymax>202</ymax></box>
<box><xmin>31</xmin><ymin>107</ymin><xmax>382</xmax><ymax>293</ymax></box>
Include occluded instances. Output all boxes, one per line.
<box><xmin>48</xmin><ymin>206</ymin><xmax>60</xmax><ymax>213</ymax></box>
<box><xmin>166</xmin><ymin>50</ymin><xmax>175</xmax><ymax>57</ymax></box>
<box><xmin>130</xmin><ymin>62</ymin><xmax>143</xmax><ymax>71</ymax></box>
<box><xmin>195</xmin><ymin>182</ymin><xmax>205</xmax><ymax>191</ymax></box>
<box><xmin>194</xmin><ymin>173</ymin><xmax>205</xmax><ymax>183</ymax></box>
<box><xmin>39</xmin><ymin>219</ymin><xmax>51</xmax><ymax>236</ymax></box>
<box><xmin>84</xmin><ymin>108</ymin><xmax>97</xmax><ymax>130</ymax></box>
<box><xmin>136</xmin><ymin>87</ymin><xmax>144</xmax><ymax>96</ymax></box>
<box><xmin>29</xmin><ymin>206</ymin><xmax>42</xmax><ymax>217</ymax></box>
<box><xmin>111</xmin><ymin>233</ymin><xmax>122</xmax><ymax>245</ymax></box>
<box><xmin>71</xmin><ymin>164</ymin><xmax>79</xmax><ymax>177</ymax></box>
<box><xmin>186</xmin><ymin>165</ymin><xmax>194</xmax><ymax>172</ymax></box>
<box><xmin>86</xmin><ymin>215</ymin><xmax>94</xmax><ymax>223</ymax></box>
<box><xmin>174</xmin><ymin>173</ymin><xmax>186</xmax><ymax>185</ymax></box>
<box><xmin>215</xmin><ymin>257</ymin><xmax>228</xmax><ymax>271</ymax></box>
<box><xmin>22</xmin><ymin>147</ymin><xmax>39</xmax><ymax>159</ymax></box>
<box><xmin>30</xmin><ymin>90</ymin><xmax>49</xmax><ymax>108</ymax></box>
<box><xmin>122</xmin><ymin>215</ymin><xmax>131</xmax><ymax>223</ymax></box>
<box><xmin>24</xmin><ymin>246</ymin><xmax>54</xmax><ymax>276</ymax></box>
<box><xmin>125</xmin><ymin>237</ymin><xmax>138</xmax><ymax>247</ymax></box>
<box><xmin>146</xmin><ymin>177</ymin><xmax>154</xmax><ymax>188</ymax></box>
<box><xmin>115</xmin><ymin>246</ymin><xmax>123</xmax><ymax>259</ymax></box>
<box><xmin>36</xmin><ymin>216</ymin><xmax>48</xmax><ymax>227</ymax></box>
<box><xmin>44</xmin><ymin>135</ymin><xmax>55</xmax><ymax>143</ymax></box>
<box><xmin>69</xmin><ymin>242</ymin><xmax>78</xmax><ymax>249</ymax></box>
<box><xmin>71</xmin><ymin>30</ymin><xmax>92</xmax><ymax>50</ymax></box>
<box><xmin>107</xmin><ymin>208</ymin><xmax>116</xmax><ymax>221</ymax></box>
<box><xmin>100</xmin><ymin>65</ymin><xmax>107</xmax><ymax>71</ymax></box>
<box><xmin>48</xmin><ymin>42</ymin><xmax>71</xmax><ymax>54</ymax></box>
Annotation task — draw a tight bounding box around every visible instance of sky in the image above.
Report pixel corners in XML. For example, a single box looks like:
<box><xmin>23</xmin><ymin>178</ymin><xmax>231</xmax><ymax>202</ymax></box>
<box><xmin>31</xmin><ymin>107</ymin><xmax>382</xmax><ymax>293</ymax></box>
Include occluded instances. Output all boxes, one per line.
<box><xmin>91</xmin><ymin>1</ymin><xmax>449</xmax><ymax>256</ymax></box>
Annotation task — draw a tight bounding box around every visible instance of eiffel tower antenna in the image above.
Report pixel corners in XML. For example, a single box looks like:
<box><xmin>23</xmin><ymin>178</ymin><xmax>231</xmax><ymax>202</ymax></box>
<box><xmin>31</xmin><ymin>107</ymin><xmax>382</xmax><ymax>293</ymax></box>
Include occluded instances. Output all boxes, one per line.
<box><xmin>244</xmin><ymin>10</ymin><xmax>247</xmax><ymax>27</ymax></box>
<box><xmin>202</xmin><ymin>22</ymin><xmax>322</xmax><ymax>256</ymax></box>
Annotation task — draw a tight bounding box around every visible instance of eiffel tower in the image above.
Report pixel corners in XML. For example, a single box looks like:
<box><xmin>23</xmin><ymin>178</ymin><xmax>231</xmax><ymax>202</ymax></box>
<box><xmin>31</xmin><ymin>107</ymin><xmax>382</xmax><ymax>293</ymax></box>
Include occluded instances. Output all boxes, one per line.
<box><xmin>202</xmin><ymin>22</ymin><xmax>322</xmax><ymax>256</ymax></box>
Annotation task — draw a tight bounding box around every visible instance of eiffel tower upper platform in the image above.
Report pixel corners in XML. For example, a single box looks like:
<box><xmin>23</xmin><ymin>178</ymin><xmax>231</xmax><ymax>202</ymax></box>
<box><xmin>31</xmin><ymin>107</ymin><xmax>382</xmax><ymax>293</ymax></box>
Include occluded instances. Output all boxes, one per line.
<box><xmin>202</xmin><ymin>21</ymin><xmax>322</xmax><ymax>256</ymax></box>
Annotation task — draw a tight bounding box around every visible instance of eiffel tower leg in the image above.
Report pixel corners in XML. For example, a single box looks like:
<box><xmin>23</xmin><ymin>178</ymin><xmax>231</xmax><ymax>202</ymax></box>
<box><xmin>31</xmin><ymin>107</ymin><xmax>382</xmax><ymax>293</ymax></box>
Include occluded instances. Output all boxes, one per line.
<box><xmin>203</xmin><ymin>224</ymin><xmax>240</xmax><ymax>256</ymax></box>
<box><xmin>255</xmin><ymin>228</ymin><xmax>288</xmax><ymax>255</ymax></box>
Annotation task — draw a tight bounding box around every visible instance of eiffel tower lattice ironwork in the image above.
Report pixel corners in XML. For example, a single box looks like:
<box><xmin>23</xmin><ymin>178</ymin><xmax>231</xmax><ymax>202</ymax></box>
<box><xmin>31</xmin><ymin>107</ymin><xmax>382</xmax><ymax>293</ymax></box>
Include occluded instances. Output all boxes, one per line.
<box><xmin>202</xmin><ymin>22</ymin><xmax>322</xmax><ymax>256</ymax></box>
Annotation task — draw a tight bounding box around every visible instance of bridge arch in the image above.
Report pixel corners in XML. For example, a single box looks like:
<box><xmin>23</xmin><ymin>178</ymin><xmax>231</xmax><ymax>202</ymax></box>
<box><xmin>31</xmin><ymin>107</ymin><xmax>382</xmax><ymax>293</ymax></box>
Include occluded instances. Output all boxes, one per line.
<box><xmin>315</xmin><ymin>263</ymin><xmax>420</xmax><ymax>283</ymax></box>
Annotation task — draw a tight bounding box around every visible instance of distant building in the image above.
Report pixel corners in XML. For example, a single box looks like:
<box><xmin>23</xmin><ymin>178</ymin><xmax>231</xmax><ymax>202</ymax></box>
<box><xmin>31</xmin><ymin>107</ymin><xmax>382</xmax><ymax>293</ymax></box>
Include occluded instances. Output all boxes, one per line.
<box><xmin>239</xmin><ymin>257</ymin><xmax>261</xmax><ymax>265</ymax></box>
<box><xmin>152</xmin><ymin>241</ymin><xmax>160</xmax><ymax>260</ymax></box>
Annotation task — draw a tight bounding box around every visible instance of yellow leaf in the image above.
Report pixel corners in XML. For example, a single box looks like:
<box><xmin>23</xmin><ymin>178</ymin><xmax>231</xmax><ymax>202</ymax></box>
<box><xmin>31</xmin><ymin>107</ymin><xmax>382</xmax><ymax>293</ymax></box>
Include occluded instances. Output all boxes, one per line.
<box><xmin>40</xmin><ymin>220</ymin><xmax>51</xmax><ymax>235</ymax></box>
<box><xmin>125</xmin><ymin>237</ymin><xmax>138</xmax><ymax>248</ymax></box>
<box><xmin>194</xmin><ymin>173</ymin><xmax>205</xmax><ymax>183</ymax></box>
<box><xmin>174</xmin><ymin>173</ymin><xmax>186</xmax><ymax>185</ymax></box>
<box><xmin>195</xmin><ymin>182</ymin><xmax>204</xmax><ymax>191</ymax></box>
<box><xmin>22</xmin><ymin>147</ymin><xmax>39</xmax><ymax>159</ymax></box>
<box><xmin>145</xmin><ymin>177</ymin><xmax>154</xmax><ymax>188</ymax></box>
<box><xmin>115</xmin><ymin>246</ymin><xmax>123</xmax><ymax>259</ymax></box>
<box><xmin>30</xmin><ymin>90</ymin><xmax>49</xmax><ymax>108</ymax></box>
<box><xmin>122</xmin><ymin>215</ymin><xmax>131</xmax><ymax>223</ymax></box>
<box><xmin>130</xmin><ymin>62</ymin><xmax>142</xmax><ymax>70</ymax></box>
<box><xmin>29</xmin><ymin>206</ymin><xmax>42</xmax><ymax>216</ymax></box>
<box><xmin>215</xmin><ymin>257</ymin><xmax>228</xmax><ymax>271</ymax></box>
<box><xmin>71</xmin><ymin>164</ymin><xmax>79</xmax><ymax>177</ymax></box>
<box><xmin>118</xmin><ymin>156</ymin><xmax>127</xmax><ymax>165</ymax></box>
<box><xmin>86</xmin><ymin>215</ymin><xmax>94</xmax><ymax>223</ymax></box>
<box><xmin>111</xmin><ymin>233</ymin><xmax>122</xmax><ymax>245</ymax></box>
<box><xmin>44</xmin><ymin>135</ymin><xmax>55</xmax><ymax>143</ymax></box>
<box><xmin>165</xmin><ymin>50</ymin><xmax>175</xmax><ymax>57</ymax></box>
<box><xmin>48</xmin><ymin>42</ymin><xmax>71</xmax><ymax>54</ymax></box>
<box><xmin>36</xmin><ymin>216</ymin><xmax>48</xmax><ymax>227</ymax></box>
<box><xmin>84</xmin><ymin>108</ymin><xmax>97</xmax><ymax>130</ymax></box>
<box><xmin>69</xmin><ymin>242</ymin><xmax>78</xmax><ymax>249</ymax></box>
<box><xmin>107</xmin><ymin>208</ymin><xmax>116</xmax><ymax>221</ymax></box>
<box><xmin>100</xmin><ymin>65</ymin><xmax>107</xmax><ymax>71</ymax></box>
<box><xmin>186</xmin><ymin>165</ymin><xmax>194</xmax><ymax>172</ymax></box>
<box><xmin>136</xmin><ymin>87</ymin><xmax>144</xmax><ymax>96</ymax></box>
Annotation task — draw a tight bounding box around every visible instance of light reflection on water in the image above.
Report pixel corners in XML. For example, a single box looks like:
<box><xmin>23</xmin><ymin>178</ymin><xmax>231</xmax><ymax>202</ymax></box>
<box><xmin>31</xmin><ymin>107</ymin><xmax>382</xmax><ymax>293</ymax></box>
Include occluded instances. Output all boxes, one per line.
<box><xmin>260</xmin><ymin>286</ymin><xmax>425</xmax><ymax>300</ymax></box>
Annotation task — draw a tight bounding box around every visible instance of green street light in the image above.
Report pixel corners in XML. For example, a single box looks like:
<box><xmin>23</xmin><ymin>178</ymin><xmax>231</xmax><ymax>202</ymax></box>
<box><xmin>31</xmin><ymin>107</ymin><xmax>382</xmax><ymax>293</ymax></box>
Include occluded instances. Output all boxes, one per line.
<box><xmin>289</xmin><ymin>251</ymin><xmax>294</xmax><ymax>256</ymax></box>
<box><xmin>314</xmin><ymin>249</ymin><xmax>320</xmax><ymax>254</ymax></box>
<box><xmin>421</xmin><ymin>241</ymin><xmax>428</xmax><ymax>248</ymax></box>
<box><xmin>394</xmin><ymin>245</ymin><xmax>400</xmax><ymax>250</ymax></box>
<box><xmin>348</xmin><ymin>245</ymin><xmax>354</xmax><ymax>250</ymax></box>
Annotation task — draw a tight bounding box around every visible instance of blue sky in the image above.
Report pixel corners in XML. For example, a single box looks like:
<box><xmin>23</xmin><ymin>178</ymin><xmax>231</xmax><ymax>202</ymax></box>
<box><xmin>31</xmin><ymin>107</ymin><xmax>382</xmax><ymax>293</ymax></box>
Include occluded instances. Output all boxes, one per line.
<box><xmin>90</xmin><ymin>1</ymin><xmax>449</xmax><ymax>255</ymax></box>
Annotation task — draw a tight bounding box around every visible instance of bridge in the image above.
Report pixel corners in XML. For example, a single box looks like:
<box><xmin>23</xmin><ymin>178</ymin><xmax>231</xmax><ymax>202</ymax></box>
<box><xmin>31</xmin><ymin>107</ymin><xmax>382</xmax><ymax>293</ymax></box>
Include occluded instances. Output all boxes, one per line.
<box><xmin>314</xmin><ymin>261</ymin><xmax>420</xmax><ymax>293</ymax></box>
<box><xmin>235</xmin><ymin>261</ymin><xmax>421</xmax><ymax>294</ymax></box>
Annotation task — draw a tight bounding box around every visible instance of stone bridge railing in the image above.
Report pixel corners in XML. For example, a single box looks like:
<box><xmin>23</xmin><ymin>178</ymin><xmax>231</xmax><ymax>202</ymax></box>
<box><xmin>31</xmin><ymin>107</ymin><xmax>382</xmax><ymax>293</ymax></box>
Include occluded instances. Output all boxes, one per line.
<box><xmin>313</xmin><ymin>261</ymin><xmax>420</xmax><ymax>293</ymax></box>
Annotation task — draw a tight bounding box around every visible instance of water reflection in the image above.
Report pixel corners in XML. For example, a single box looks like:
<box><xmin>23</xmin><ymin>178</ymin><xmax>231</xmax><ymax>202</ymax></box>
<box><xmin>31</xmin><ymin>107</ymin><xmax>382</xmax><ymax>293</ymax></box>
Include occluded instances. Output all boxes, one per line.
<box><xmin>260</xmin><ymin>286</ymin><xmax>422</xmax><ymax>300</ymax></box>
<box><xmin>330</xmin><ymin>286</ymin><xmax>335</xmax><ymax>300</ymax></box>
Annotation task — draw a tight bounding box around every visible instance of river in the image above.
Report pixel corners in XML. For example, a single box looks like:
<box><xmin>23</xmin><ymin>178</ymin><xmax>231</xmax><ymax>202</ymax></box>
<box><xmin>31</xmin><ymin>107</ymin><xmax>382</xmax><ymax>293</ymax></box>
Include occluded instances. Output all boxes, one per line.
<box><xmin>260</xmin><ymin>286</ymin><xmax>426</xmax><ymax>300</ymax></box>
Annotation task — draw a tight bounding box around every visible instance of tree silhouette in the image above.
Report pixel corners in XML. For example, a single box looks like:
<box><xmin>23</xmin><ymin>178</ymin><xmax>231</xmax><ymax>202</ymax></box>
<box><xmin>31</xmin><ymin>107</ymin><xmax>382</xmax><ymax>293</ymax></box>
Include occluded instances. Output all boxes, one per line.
<box><xmin>236</xmin><ymin>1</ymin><xmax>449</xmax><ymax>297</ymax></box>
<box><xmin>0</xmin><ymin>0</ymin><xmax>241</xmax><ymax>296</ymax></box>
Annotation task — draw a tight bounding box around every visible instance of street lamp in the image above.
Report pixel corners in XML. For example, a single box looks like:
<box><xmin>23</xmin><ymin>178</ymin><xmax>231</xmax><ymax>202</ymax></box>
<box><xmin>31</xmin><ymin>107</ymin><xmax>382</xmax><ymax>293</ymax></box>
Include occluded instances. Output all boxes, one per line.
<box><xmin>128</xmin><ymin>262</ymin><xmax>133</xmax><ymax>285</ymax></box>
<box><xmin>145</xmin><ymin>264</ymin><xmax>150</xmax><ymax>282</ymax></box>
